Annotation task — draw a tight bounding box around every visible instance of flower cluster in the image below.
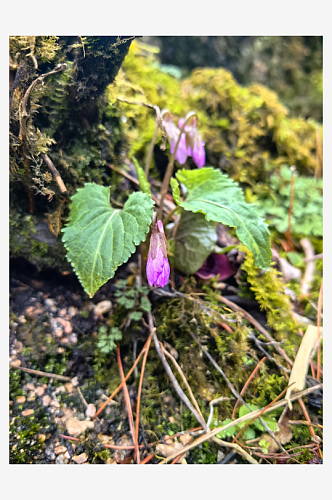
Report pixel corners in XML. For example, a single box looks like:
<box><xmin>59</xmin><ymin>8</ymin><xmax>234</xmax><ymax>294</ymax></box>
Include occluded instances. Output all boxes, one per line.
<box><xmin>162</xmin><ymin>112</ymin><xmax>205</xmax><ymax>168</ymax></box>
<box><xmin>146</xmin><ymin>218</ymin><xmax>170</xmax><ymax>288</ymax></box>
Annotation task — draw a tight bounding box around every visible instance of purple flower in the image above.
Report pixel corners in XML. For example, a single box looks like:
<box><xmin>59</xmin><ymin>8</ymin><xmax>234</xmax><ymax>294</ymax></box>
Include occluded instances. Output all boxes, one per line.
<box><xmin>161</xmin><ymin>111</ymin><xmax>205</xmax><ymax>168</ymax></box>
<box><xmin>191</xmin><ymin>141</ymin><xmax>205</xmax><ymax>168</ymax></box>
<box><xmin>146</xmin><ymin>219</ymin><xmax>170</xmax><ymax>288</ymax></box>
<box><xmin>170</xmin><ymin>134</ymin><xmax>191</xmax><ymax>165</ymax></box>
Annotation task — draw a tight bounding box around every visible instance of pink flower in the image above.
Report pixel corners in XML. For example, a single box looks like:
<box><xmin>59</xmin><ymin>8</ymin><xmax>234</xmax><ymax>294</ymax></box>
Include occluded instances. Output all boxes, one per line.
<box><xmin>146</xmin><ymin>219</ymin><xmax>170</xmax><ymax>288</ymax></box>
<box><xmin>161</xmin><ymin>112</ymin><xmax>205</xmax><ymax>168</ymax></box>
<box><xmin>191</xmin><ymin>141</ymin><xmax>205</xmax><ymax>168</ymax></box>
<box><xmin>170</xmin><ymin>134</ymin><xmax>191</xmax><ymax>165</ymax></box>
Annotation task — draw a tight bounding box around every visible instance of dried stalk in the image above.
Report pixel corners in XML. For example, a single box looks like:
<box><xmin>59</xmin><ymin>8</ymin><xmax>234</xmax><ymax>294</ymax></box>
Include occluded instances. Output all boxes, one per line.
<box><xmin>158</xmin><ymin>383</ymin><xmax>322</xmax><ymax>464</ymax></box>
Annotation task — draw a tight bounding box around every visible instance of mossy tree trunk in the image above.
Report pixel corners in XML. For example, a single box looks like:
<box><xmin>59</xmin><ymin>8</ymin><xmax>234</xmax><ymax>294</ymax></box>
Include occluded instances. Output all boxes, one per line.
<box><xmin>9</xmin><ymin>36</ymin><xmax>136</xmax><ymax>270</ymax></box>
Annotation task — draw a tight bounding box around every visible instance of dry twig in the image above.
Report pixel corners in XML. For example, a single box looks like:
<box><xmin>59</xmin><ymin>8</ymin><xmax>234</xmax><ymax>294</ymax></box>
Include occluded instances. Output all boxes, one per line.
<box><xmin>158</xmin><ymin>383</ymin><xmax>322</xmax><ymax>464</ymax></box>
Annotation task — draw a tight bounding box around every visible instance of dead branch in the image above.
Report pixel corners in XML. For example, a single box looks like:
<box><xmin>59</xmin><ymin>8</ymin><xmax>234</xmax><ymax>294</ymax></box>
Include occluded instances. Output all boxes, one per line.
<box><xmin>300</xmin><ymin>238</ymin><xmax>316</xmax><ymax>295</ymax></box>
<box><xmin>158</xmin><ymin>383</ymin><xmax>322</xmax><ymax>464</ymax></box>
<box><xmin>19</xmin><ymin>63</ymin><xmax>67</xmax><ymax>141</ymax></box>
<box><xmin>41</xmin><ymin>153</ymin><xmax>67</xmax><ymax>194</ymax></box>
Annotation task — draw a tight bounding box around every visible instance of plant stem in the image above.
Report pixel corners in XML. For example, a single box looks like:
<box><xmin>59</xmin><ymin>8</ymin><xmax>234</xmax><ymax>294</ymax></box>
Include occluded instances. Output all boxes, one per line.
<box><xmin>158</xmin><ymin>111</ymin><xmax>197</xmax><ymax>220</ymax></box>
<box><xmin>145</xmin><ymin>124</ymin><xmax>159</xmax><ymax>177</ymax></box>
<box><xmin>162</xmin><ymin>206</ymin><xmax>181</xmax><ymax>226</ymax></box>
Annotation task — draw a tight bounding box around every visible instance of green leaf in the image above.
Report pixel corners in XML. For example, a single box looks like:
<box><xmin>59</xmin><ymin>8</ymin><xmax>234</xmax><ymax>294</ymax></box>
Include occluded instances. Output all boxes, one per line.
<box><xmin>132</xmin><ymin>157</ymin><xmax>151</xmax><ymax>195</ymax></box>
<box><xmin>129</xmin><ymin>311</ymin><xmax>143</xmax><ymax>321</ymax></box>
<box><xmin>173</xmin><ymin>211</ymin><xmax>217</xmax><ymax>275</ymax></box>
<box><xmin>170</xmin><ymin>177</ymin><xmax>181</xmax><ymax>205</ymax></box>
<box><xmin>175</xmin><ymin>168</ymin><xmax>271</xmax><ymax>270</ymax></box>
<box><xmin>62</xmin><ymin>183</ymin><xmax>154</xmax><ymax>297</ymax></box>
<box><xmin>140</xmin><ymin>296</ymin><xmax>151</xmax><ymax>312</ymax></box>
<box><xmin>241</xmin><ymin>426</ymin><xmax>256</xmax><ymax>440</ymax></box>
<box><xmin>239</xmin><ymin>404</ymin><xmax>259</xmax><ymax>418</ymax></box>
<box><xmin>139</xmin><ymin>286</ymin><xmax>149</xmax><ymax>295</ymax></box>
<box><xmin>118</xmin><ymin>296</ymin><xmax>135</xmax><ymax>309</ymax></box>
<box><xmin>238</xmin><ymin>404</ymin><xmax>277</xmax><ymax>432</ymax></box>
<box><xmin>215</xmin><ymin>418</ymin><xmax>237</xmax><ymax>438</ymax></box>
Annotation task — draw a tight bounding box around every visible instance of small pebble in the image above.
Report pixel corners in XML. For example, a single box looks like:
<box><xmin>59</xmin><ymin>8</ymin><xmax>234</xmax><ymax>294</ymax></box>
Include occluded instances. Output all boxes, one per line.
<box><xmin>51</xmin><ymin>399</ymin><xmax>60</xmax><ymax>408</ymax></box>
<box><xmin>93</xmin><ymin>300</ymin><xmax>112</xmax><ymax>315</ymax></box>
<box><xmin>72</xmin><ymin>453</ymin><xmax>88</xmax><ymax>464</ymax></box>
<box><xmin>71</xmin><ymin>377</ymin><xmax>79</xmax><ymax>387</ymax></box>
<box><xmin>164</xmin><ymin>435</ymin><xmax>173</xmax><ymax>444</ymax></box>
<box><xmin>68</xmin><ymin>306</ymin><xmax>77</xmax><ymax>317</ymax></box>
<box><xmin>60</xmin><ymin>308</ymin><xmax>67</xmax><ymax>317</ymax></box>
<box><xmin>26</xmin><ymin>383</ymin><xmax>35</xmax><ymax>391</ymax></box>
<box><xmin>68</xmin><ymin>334</ymin><xmax>77</xmax><ymax>344</ymax></box>
<box><xmin>56</xmin><ymin>454</ymin><xmax>69</xmax><ymax>465</ymax></box>
<box><xmin>18</xmin><ymin>315</ymin><xmax>26</xmax><ymax>324</ymax></box>
<box><xmin>10</xmin><ymin>359</ymin><xmax>21</xmax><ymax>367</ymax></box>
<box><xmin>55</xmin><ymin>386</ymin><xmax>66</xmax><ymax>395</ymax></box>
<box><xmin>35</xmin><ymin>387</ymin><xmax>45</xmax><ymax>397</ymax></box>
<box><xmin>85</xmin><ymin>404</ymin><xmax>96</xmax><ymax>419</ymax></box>
<box><xmin>106</xmin><ymin>458</ymin><xmax>117</xmax><ymax>464</ymax></box>
<box><xmin>44</xmin><ymin>298</ymin><xmax>55</xmax><ymax>308</ymax></box>
<box><xmin>168</xmin><ymin>416</ymin><xmax>175</xmax><ymax>423</ymax></box>
<box><xmin>55</xmin><ymin>445</ymin><xmax>67</xmax><ymax>455</ymax></box>
<box><xmin>16</xmin><ymin>396</ymin><xmax>26</xmax><ymax>404</ymax></box>
<box><xmin>38</xmin><ymin>434</ymin><xmax>46</xmax><ymax>442</ymax></box>
<box><xmin>27</xmin><ymin>391</ymin><xmax>36</xmax><ymax>402</ymax></box>
<box><xmin>64</xmin><ymin>383</ymin><xmax>74</xmax><ymax>394</ymax></box>
<box><xmin>66</xmin><ymin>417</ymin><xmax>94</xmax><ymax>437</ymax></box>
<box><xmin>42</xmin><ymin>395</ymin><xmax>52</xmax><ymax>407</ymax></box>
<box><xmin>21</xmin><ymin>409</ymin><xmax>34</xmax><ymax>417</ymax></box>
<box><xmin>179</xmin><ymin>434</ymin><xmax>194</xmax><ymax>446</ymax></box>
<box><xmin>64</xmin><ymin>321</ymin><xmax>73</xmax><ymax>334</ymax></box>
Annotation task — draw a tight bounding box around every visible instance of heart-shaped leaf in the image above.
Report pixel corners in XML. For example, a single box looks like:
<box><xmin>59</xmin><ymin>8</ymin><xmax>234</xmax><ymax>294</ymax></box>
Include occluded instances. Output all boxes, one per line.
<box><xmin>62</xmin><ymin>183</ymin><xmax>154</xmax><ymax>297</ymax></box>
<box><xmin>172</xmin><ymin>168</ymin><xmax>271</xmax><ymax>270</ymax></box>
<box><xmin>172</xmin><ymin>211</ymin><xmax>217</xmax><ymax>275</ymax></box>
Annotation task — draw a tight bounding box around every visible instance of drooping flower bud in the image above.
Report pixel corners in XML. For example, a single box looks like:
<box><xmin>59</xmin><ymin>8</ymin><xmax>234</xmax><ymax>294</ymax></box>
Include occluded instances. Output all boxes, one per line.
<box><xmin>179</xmin><ymin>116</ymin><xmax>205</xmax><ymax>168</ymax></box>
<box><xmin>146</xmin><ymin>217</ymin><xmax>170</xmax><ymax>288</ymax></box>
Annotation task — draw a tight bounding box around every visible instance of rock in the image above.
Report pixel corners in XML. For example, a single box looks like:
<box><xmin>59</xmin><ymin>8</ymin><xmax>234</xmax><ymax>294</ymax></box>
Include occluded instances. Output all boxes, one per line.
<box><xmin>56</xmin><ymin>454</ymin><xmax>69</xmax><ymax>464</ymax></box>
<box><xmin>38</xmin><ymin>434</ymin><xmax>46</xmax><ymax>443</ymax></box>
<box><xmin>27</xmin><ymin>391</ymin><xmax>36</xmax><ymax>402</ymax></box>
<box><xmin>71</xmin><ymin>377</ymin><xmax>79</xmax><ymax>387</ymax></box>
<box><xmin>18</xmin><ymin>315</ymin><xmax>26</xmax><ymax>324</ymax></box>
<box><xmin>10</xmin><ymin>359</ymin><xmax>21</xmax><ymax>367</ymax></box>
<box><xmin>44</xmin><ymin>298</ymin><xmax>55</xmax><ymax>308</ymax></box>
<box><xmin>72</xmin><ymin>453</ymin><xmax>88</xmax><ymax>464</ymax></box>
<box><xmin>26</xmin><ymin>383</ymin><xmax>35</xmax><ymax>391</ymax></box>
<box><xmin>42</xmin><ymin>395</ymin><xmax>52</xmax><ymax>407</ymax></box>
<box><xmin>64</xmin><ymin>321</ymin><xmax>73</xmax><ymax>334</ymax></box>
<box><xmin>97</xmin><ymin>433</ymin><xmax>114</xmax><ymax>444</ymax></box>
<box><xmin>16</xmin><ymin>396</ymin><xmax>26</xmax><ymax>404</ymax></box>
<box><xmin>64</xmin><ymin>383</ymin><xmax>74</xmax><ymax>394</ymax></box>
<box><xmin>179</xmin><ymin>434</ymin><xmax>194</xmax><ymax>446</ymax></box>
<box><xmin>35</xmin><ymin>387</ymin><xmax>45</xmax><ymax>397</ymax></box>
<box><xmin>64</xmin><ymin>451</ymin><xmax>71</xmax><ymax>460</ymax></box>
<box><xmin>55</xmin><ymin>386</ymin><xmax>66</xmax><ymax>395</ymax></box>
<box><xmin>68</xmin><ymin>333</ymin><xmax>77</xmax><ymax>344</ymax></box>
<box><xmin>68</xmin><ymin>306</ymin><xmax>77</xmax><ymax>317</ymax></box>
<box><xmin>59</xmin><ymin>308</ymin><xmax>67</xmax><ymax>317</ymax></box>
<box><xmin>85</xmin><ymin>404</ymin><xmax>96</xmax><ymax>419</ymax></box>
<box><xmin>163</xmin><ymin>435</ymin><xmax>174</xmax><ymax>444</ymax></box>
<box><xmin>65</xmin><ymin>417</ymin><xmax>94</xmax><ymax>437</ymax></box>
<box><xmin>55</xmin><ymin>445</ymin><xmax>67</xmax><ymax>455</ymax></box>
<box><xmin>168</xmin><ymin>416</ymin><xmax>175</xmax><ymax>423</ymax></box>
<box><xmin>106</xmin><ymin>458</ymin><xmax>117</xmax><ymax>464</ymax></box>
<box><xmin>94</xmin><ymin>300</ymin><xmax>112</xmax><ymax>315</ymax></box>
<box><xmin>113</xmin><ymin>435</ymin><xmax>133</xmax><ymax>463</ymax></box>
<box><xmin>50</xmin><ymin>399</ymin><xmax>60</xmax><ymax>408</ymax></box>
<box><xmin>21</xmin><ymin>409</ymin><xmax>34</xmax><ymax>417</ymax></box>
<box><xmin>155</xmin><ymin>442</ymin><xmax>185</xmax><ymax>458</ymax></box>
